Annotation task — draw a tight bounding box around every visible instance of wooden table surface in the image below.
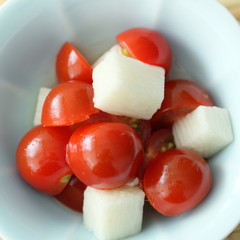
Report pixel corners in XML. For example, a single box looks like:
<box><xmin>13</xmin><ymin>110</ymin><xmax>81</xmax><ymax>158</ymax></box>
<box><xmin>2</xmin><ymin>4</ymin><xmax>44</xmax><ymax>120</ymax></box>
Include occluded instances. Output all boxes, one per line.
<box><xmin>219</xmin><ymin>0</ymin><xmax>240</xmax><ymax>23</ymax></box>
<box><xmin>0</xmin><ymin>0</ymin><xmax>240</xmax><ymax>239</ymax></box>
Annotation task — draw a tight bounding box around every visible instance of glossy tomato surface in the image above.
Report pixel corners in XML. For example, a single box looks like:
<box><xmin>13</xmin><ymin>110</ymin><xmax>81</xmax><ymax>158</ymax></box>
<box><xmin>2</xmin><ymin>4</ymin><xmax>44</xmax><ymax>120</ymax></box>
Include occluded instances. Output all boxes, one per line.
<box><xmin>55</xmin><ymin>175</ymin><xmax>86</xmax><ymax>213</ymax></box>
<box><xmin>116</xmin><ymin>27</ymin><xmax>172</xmax><ymax>73</ymax></box>
<box><xmin>56</xmin><ymin>42</ymin><xmax>92</xmax><ymax>84</ymax></box>
<box><xmin>143</xmin><ymin>148</ymin><xmax>212</xmax><ymax>216</ymax></box>
<box><xmin>151</xmin><ymin>79</ymin><xmax>214</xmax><ymax>129</ymax></box>
<box><xmin>67</xmin><ymin>122</ymin><xmax>144</xmax><ymax>189</ymax></box>
<box><xmin>16</xmin><ymin>125</ymin><xmax>73</xmax><ymax>195</ymax></box>
<box><xmin>41</xmin><ymin>81</ymin><xmax>99</xmax><ymax>126</ymax></box>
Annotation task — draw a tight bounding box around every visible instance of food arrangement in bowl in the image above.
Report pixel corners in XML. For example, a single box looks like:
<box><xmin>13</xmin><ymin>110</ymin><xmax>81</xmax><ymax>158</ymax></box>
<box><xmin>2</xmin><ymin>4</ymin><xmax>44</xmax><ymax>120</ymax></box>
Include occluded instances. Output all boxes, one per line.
<box><xmin>1</xmin><ymin>0</ymin><xmax>240</xmax><ymax>240</ymax></box>
<box><xmin>16</xmin><ymin>27</ymin><xmax>234</xmax><ymax>240</ymax></box>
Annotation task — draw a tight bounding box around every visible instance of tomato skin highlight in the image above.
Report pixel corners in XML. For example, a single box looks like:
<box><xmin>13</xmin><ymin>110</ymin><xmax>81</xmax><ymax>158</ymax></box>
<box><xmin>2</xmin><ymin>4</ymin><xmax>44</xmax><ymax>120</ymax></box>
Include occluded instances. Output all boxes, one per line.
<box><xmin>143</xmin><ymin>148</ymin><xmax>212</xmax><ymax>216</ymax></box>
<box><xmin>116</xmin><ymin>27</ymin><xmax>172</xmax><ymax>74</ymax></box>
<box><xmin>67</xmin><ymin>122</ymin><xmax>144</xmax><ymax>189</ymax></box>
<box><xmin>56</xmin><ymin>42</ymin><xmax>92</xmax><ymax>84</ymax></box>
<box><xmin>55</xmin><ymin>175</ymin><xmax>86</xmax><ymax>213</ymax></box>
<box><xmin>41</xmin><ymin>81</ymin><xmax>99</xmax><ymax>126</ymax></box>
<box><xmin>16</xmin><ymin>125</ymin><xmax>73</xmax><ymax>195</ymax></box>
<box><xmin>150</xmin><ymin>79</ymin><xmax>214</xmax><ymax>129</ymax></box>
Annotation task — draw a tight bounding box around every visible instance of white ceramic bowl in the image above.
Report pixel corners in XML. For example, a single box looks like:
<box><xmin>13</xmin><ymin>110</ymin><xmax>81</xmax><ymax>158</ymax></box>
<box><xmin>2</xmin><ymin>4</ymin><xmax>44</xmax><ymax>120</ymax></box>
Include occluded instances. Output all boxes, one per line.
<box><xmin>1</xmin><ymin>0</ymin><xmax>240</xmax><ymax>239</ymax></box>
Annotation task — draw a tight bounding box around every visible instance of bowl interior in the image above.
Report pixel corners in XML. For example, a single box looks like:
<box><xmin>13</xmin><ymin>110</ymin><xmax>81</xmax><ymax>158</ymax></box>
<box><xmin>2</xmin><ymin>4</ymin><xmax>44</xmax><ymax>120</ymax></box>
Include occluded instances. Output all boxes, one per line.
<box><xmin>1</xmin><ymin>0</ymin><xmax>240</xmax><ymax>239</ymax></box>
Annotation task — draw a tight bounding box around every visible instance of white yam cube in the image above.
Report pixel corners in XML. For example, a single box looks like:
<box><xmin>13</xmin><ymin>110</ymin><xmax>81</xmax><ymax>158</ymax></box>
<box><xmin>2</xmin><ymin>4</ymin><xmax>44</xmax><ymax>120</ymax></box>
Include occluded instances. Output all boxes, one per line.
<box><xmin>92</xmin><ymin>46</ymin><xmax>165</xmax><ymax>120</ymax></box>
<box><xmin>83</xmin><ymin>186</ymin><xmax>145</xmax><ymax>240</ymax></box>
<box><xmin>92</xmin><ymin>45</ymin><xmax>120</xmax><ymax>68</ymax></box>
<box><xmin>33</xmin><ymin>87</ymin><xmax>51</xmax><ymax>126</ymax></box>
<box><xmin>125</xmin><ymin>177</ymin><xmax>140</xmax><ymax>187</ymax></box>
<box><xmin>173</xmin><ymin>106</ymin><xmax>233</xmax><ymax>158</ymax></box>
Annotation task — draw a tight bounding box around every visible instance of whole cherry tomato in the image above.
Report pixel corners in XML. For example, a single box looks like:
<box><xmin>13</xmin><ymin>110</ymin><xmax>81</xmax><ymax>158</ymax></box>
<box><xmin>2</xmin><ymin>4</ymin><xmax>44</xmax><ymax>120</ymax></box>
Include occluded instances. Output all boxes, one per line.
<box><xmin>150</xmin><ymin>79</ymin><xmax>214</xmax><ymax>129</ymax></box>
<box><xmin>41</xmin><ymin>81</ymin><xmax>99</xmax><ymax>126</ymax></box>
<box><xmin>56</xmin><ymin>42</ymin><xmax>92</xmax><ymax>84</ymax></box>
<box><xmin>116</xmin><ymin>28</ymin><xmax>172</xmax><ymax>73</ymax></box>
<box><xmin>143</xmin><ymin>148</ymin><xmax>212</xmax><ymax>216</ymax></box>
<box><xmin>55</xmin><ymin>175</ymin><xmax>86</xmax><ymax>213</ymax></box>
<box><xmin>67</xmin><ymin>122</ymin><xmax>144</xmax><ymax>189</ymax></box>
<box><xmin>16</xmin><ymin>125</ymin><xmax>73</xmax><ymax>195</ymax></box>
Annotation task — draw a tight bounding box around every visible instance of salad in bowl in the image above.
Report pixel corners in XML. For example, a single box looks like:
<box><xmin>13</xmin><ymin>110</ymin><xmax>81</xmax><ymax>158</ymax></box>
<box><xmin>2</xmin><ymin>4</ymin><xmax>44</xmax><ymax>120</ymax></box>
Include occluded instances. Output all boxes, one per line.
<box><xmin>1</xmin><ymin>0</ymin><xmax>240</xmax><ymax>240</ymax></box>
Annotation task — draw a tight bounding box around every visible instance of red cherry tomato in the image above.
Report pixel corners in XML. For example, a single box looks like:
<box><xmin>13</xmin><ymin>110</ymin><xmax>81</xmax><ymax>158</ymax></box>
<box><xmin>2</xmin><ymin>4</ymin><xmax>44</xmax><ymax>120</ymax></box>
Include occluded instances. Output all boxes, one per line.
<box><xmin>110</xmin><ymin>116</ymin><xmax>151</xmax><ymax>147</ymax></box>
<box><xmin>56</xmin><ymin>42</ymin><xmax>92</xmax><ymax>84</ymax></box>
<box><xmin>116</xmin><ymin>28</ymin><xmax>172</xmax><ymax>73</ymax></box>
<box><xmin>150</xmin><ymin>79</ymin><xmax>214</xmax><ymax>129</ymax></box>
<box><xmin>145</xmin><ymin>128</ymin><xmax>175</xmax><ymax>159</ymax></box>
<box><xmin>67</xmin><ymin>122</ymin><xmax>144</xmax><ymax>189</ymax></box>
<box><xmin>41</xmin><ymin>81</ymin><xmax>99</xmax><ymax>126</ymax></box>
<box><xmin>69</xmin><ymin>111</ymin><xmax>113</xmax><ymax>131</ymax></box>
<box><xmin>71</xmin><ymin>111</ymin><xmax>151</xmax><ymax>147</ymax></box>
<box><xmin>16</xmin><ymin>125</ymin><xmax>73</xmax><ymax>195</ymax></box>
<box><xmin>55</xmin><ymin>175</ymin><xmax>86</xmax><ymax>213</ymax></box>
<box><xmin>143</xmin><ymin>148</ymin><xmax>212</xmax><ymax>216</ymax></box>
<box><xmin>140</xmin><ymin>128</ymin><xmax>175</xmax><ymax>179</ymax></box>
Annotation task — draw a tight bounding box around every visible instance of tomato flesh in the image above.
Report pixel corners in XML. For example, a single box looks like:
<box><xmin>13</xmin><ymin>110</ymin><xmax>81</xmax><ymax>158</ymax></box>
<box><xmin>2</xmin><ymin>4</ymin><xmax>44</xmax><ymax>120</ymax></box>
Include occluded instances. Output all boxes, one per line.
<box><xmin>67</xmin><ymin>122</ymin><xmax>144</xmax><ymax>189</ymax></box>
<box><xmin>56</xmin><ymin>42</ymin><xmax>92</xmax><ymax>84</ymax></box>
<box><xmin>109</xmin><ymin>115</ymin><xmax>151</xmax><ymax>147</ymax></box>
<box><xmin>145</xmin><ymin>128</ymin><xmax>175</xmax><ymax>161</ymax></box>
<box><xmin>41</xmin><ymin>81</ymin><xmax>99</xmax><ymax>126</ymax></box>
<box><xmin>139</xmin><ymin>128</ymin><xmax>175</xmax><ymax>179</ymax></box>
<box><xmin>55</xmin><ymin>175</ymin><xmax>86</xmax><ymax>212</ymax></box>
<box><xmin>143</xmin><ymin>148</ymin><xmax>212</xmax><ymax>216</ymax></box>
<box><xmin>70</xmin><ymin>111</ymin><xmax>151</xmax><ymax>147</ymax></box>
<box><xmin>116</xmin><ymin>28</ymin><xmax>172</xmax><ymax>73</ymax></box>
<box><xmin>151</xmin><ymin>79</ymin><xmax>214</xmax><ymax>129</ymax></box>
<box><xmin>16</xmin><ymin>125</ymin><xmax>73</xmax><ymax>195</ymax></box>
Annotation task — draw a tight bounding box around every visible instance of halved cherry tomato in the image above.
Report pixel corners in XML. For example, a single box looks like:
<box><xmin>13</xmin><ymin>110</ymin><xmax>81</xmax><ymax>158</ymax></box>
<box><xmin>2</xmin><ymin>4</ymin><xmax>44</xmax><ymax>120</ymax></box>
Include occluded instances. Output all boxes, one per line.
<box><xmin>71</xmin><ymin>111</ymin><xmax>151</xmax><ymax>147</ymax></box>
<box><xmin>150</xmin><ymin>79</ymin><xmax>214</xmax><ymax>129</ymax></box>
<box><xmin>110</xmin><ymin>116</ymin><xmax>151</xmax><ymax>147</ymax></box>
<box><xmin>116</xmin><ymin>28</ymin><xmax>172</xmax><ymax>73</ymax></box>
<box><xmin>55</xmin><ymin>175</ymin><xmax>86</xmax><ymax>213</ymax></box>
<box><xmin>145</xmin><ymin>128</ymin><xmax>175</xmax><ymax>158</ymax></box>
<box><xmin>41</xmin><ymin>81</ymin><xmax>99</xmax><ymax>126</ymax></box>
<box><xmin>67</xmin><ymin>122</ymin><xmax>144</xmax><ymax>190</ymax></box>
<box><xmin>139</xmin><ymin>128</ymin><xmax>175</xmax><ymax>179</ymax></box>
<box><xmin>69</xmin><ymin>111</ymin><xmax>113</xmax><ymax>131</ymax></box>
<box><xmin>143</xmin><ymin>148</ymin><xmax>212</xmax><ymax>216</ymax></box>
<box><xmin>56</xmin><ymin>42</ymin><xmax>92</xmax><ymax>84</ymax></box>
<box><xmin>16</xmin><ymin>125</ymin><xmax>73</xmax><ymax>195</ymax></box>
